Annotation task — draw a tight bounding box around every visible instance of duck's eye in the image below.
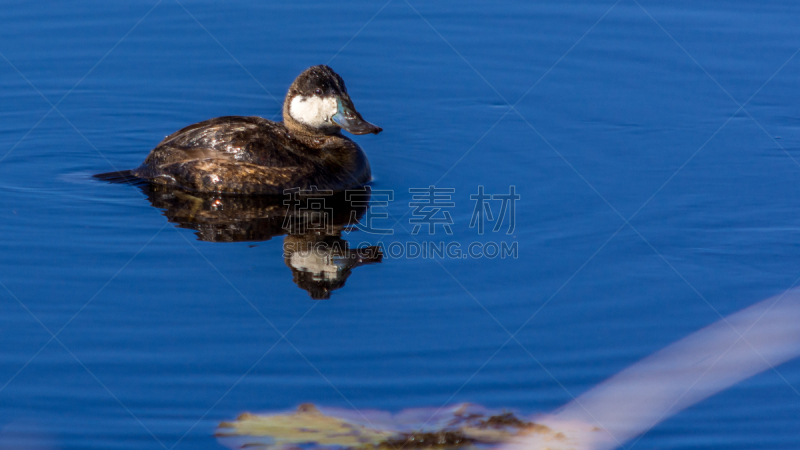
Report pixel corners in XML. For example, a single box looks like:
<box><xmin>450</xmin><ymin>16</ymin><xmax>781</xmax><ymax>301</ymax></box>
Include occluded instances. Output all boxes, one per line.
<box><xmin>315</xmin><ymin>88</ymin><xmax>323</xmax><ymax>95</ymax></box>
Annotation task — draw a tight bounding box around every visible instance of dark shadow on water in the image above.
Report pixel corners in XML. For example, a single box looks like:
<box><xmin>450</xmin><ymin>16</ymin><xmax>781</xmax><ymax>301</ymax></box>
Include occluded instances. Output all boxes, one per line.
<box><xmin>94</xmin><ymin>171</ymin><xmax>382</xmax><ymax>300</ymax></box>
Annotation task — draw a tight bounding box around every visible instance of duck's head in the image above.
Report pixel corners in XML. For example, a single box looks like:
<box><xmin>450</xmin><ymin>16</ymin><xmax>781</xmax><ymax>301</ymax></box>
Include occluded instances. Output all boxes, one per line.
<box><xmin>283</xmin><ymin>65</ymin><xmax>382</xmax><ymax>136</ymax></box>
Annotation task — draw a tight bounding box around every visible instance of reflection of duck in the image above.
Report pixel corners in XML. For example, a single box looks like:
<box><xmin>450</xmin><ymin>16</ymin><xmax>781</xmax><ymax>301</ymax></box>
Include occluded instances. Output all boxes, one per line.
<box><xmin>139</xmin><ymin>181</ymin><xmax>366</xmax><ymax>243</ymax></box>
<box><xmin>99</xmin><ymin>65</ymin><xmax>381</xmax><ymax>194</ymax></box>
<box><xmin>284</xmin><ymin>234</ymin><xmax>381</xmax><ymax>300</ymax></box>
<box><xmin>97</xmin><ymin>174</ymin><xmax>382</xmax><ymax>298</ymax></box>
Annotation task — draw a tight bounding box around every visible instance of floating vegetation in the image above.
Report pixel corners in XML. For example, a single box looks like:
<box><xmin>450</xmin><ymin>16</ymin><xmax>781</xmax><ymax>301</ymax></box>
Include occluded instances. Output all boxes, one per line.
<box><xmin>217</xmin><ymin>404</ymin><xmax>392</xmax><ymax>448</ymax></box>
<box><xmin>216</xmin><ymin>403</ymin><xmax>564</xmax><ymax>450</ymax></box>
<box><xmin>379</xmin><ymin>430</ymin><xmax>475</xmax><ymax>449</ymax></box>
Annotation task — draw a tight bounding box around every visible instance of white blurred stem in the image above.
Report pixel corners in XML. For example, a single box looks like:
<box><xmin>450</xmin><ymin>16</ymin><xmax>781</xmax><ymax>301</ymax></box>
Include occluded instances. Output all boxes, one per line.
<box><xmin>507</xmin><ymin>288</ymin><xmax>800</xmax><ymax>450</ymax></box>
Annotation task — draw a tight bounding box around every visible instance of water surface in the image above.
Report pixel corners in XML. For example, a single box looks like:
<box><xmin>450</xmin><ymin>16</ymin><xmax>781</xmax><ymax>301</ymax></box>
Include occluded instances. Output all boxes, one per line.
<box><xmin>1</xmin><ymin>1</ymin><xmax>800</xmax><ymax>449</ymax></box>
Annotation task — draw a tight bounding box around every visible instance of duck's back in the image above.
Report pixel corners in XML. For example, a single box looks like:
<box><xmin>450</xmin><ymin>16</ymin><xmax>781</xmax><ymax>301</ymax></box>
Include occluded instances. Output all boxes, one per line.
<box><xmin>142</xmin><ymin>116</ymin><xmax>302</xmax><ymax>167</ymax></box>
<box><xmin>132</xmin><ymin>116</ymin><xmax>370</xmax><ymax>195</ymax></box>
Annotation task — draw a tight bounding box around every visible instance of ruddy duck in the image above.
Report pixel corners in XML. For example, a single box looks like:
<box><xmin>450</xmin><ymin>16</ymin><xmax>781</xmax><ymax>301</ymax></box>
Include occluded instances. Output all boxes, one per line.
<box><xmin>125</xmin><ymin>65</ymin><xmax>381</xmax><ymax>194</ymax></box>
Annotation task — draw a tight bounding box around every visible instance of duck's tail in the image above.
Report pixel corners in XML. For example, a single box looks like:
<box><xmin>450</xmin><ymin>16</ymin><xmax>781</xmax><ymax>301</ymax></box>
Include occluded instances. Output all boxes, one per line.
<box><xmin>93</xmin><ymin>170</ymin><xmax>142</xmax><ymax>185</ymax></box>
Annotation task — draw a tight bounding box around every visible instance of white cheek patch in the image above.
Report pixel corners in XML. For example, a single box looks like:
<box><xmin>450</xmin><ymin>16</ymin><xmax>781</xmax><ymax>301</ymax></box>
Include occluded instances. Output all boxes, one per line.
<box><xmin>290</xmin><ymin>251</ymin><xmax>345</xmax><ymax>281</ymax></box>
<box><xmin>289</xmin><ymin>95</ymin><xmax>338</xmax><ymax>129</ymax></box>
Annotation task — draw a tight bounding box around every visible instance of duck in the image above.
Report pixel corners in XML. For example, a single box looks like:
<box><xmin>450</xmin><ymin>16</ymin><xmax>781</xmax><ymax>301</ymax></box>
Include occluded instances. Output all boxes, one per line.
<box><xmin>126</xmin><ymin>65</ymin><xmax>381</xmax><ymax>194</ymax></box>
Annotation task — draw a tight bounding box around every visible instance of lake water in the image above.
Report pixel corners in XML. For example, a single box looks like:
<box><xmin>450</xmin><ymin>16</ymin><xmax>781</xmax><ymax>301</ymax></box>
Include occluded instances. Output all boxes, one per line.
<box><xmin>1</xmin><ymin>0</ymin><xmax>800</xmax><ymax>449</ymax></box>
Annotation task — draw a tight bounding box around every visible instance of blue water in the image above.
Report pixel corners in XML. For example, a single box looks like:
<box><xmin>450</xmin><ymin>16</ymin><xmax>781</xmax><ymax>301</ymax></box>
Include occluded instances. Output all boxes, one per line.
<box><xmin>2</xmin><ymin>0</ymin><xmax>800</xmax><ymax>449</ymax></box>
